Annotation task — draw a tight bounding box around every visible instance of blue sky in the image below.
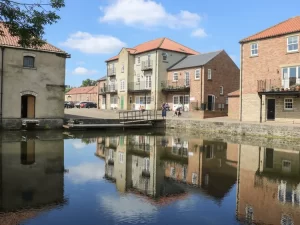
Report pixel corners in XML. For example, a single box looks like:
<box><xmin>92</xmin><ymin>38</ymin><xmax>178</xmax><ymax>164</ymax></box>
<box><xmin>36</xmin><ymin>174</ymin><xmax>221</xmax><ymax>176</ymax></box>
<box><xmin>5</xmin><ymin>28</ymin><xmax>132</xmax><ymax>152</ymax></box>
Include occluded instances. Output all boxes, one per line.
<box><xmin>43</xmin><ymin>0</ymin><xmax>300</xmax><ymax>87</ymax></box>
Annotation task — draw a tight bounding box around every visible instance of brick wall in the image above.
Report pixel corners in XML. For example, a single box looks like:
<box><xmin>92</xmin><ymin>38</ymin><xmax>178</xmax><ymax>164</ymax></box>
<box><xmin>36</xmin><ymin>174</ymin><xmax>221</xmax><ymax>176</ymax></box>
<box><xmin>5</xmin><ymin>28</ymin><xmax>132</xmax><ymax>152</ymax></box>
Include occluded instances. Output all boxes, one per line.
<box><xmin>228</xmin><ymin>96</ymin><xmax>239</xmax><ymax>120</ymax></box>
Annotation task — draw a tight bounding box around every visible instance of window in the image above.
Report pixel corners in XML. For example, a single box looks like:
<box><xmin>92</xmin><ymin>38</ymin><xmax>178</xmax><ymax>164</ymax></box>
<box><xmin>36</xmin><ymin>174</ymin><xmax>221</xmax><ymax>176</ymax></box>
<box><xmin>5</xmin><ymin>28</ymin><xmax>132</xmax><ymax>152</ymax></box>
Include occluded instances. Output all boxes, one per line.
<box><xmin>287</xmin><ymin>36</ymin><xmax>299</xmax><ymax>52</ymax></box>
<box><xmin>145</xmin><ymin>75</ymin><xmax>151</xmax><ymax>89</ymax></box>
<box><xmin>195</xmin><ymin>69</ymin><xmax>201</xmax><ymax>80</ymax></box>
<box><xmin>170</xmin><ymin>167</ymin><xmax>175</xmax><ymax>178</ymax></box>
<box><xmin>220</xmin><ymin>86</ymin><xmax>224</xmax><ymax>95</ymax></box>
<box><xmin>192</xmin><ymin>173</ymin><xmax>198</xmax><ymax>185</ymax></box>
<box><xmin>184</xmin><ymin>95</ymin><xmax>189</xmax><ymax>104</ymax></box>
<box><xmin>162</xmin><ymin>52</ymin><xmax>168</xmax><ymax>61</ymax></box>
<box><xmin>111</xmin><ymin>96</ymin><xmax>118</xmax><ymax>104</ymax></box>
<box><xmin>144</xmin><ymin>157</ymin><xmax>150</xmax><ymax>171</ymax></box>
<box><xmin>121</xmin><ymin>63</ymin><xmax>124</xmax><ymax>73</ymax></box>
<box><xmin>173</xmin><ymin>72</ymin><xmax>178</xmax><ymax>81</ymax></box>
<box><xmin>282</xmin><ymin>66</ymin><xmax>300</xmax><ymax>88</ymax></box>
<box><xmin>182</xmin><ymin>167</ymin><xmax>187</xmax><ymax>181</ymax></box>
<box><xmin>23</xmin><ymin>56</ymin><xmax>35</xmax><ymax>68</ymax></box>
<box><xmin>109</xmin><ymin>149</ymin><xmax>114</xmax><ymax>159</ymax></box>
<box><xmin>129</xmin><ymin>96</ymin><xmax>132</xmax><ymax>104</ymax></box>
<box><xmin>207</xmin><ymin>69</ymin><xmax>212</xmax><ymax>80</ymax></box>
<box><xmin>173</xmin><ymin>96</ymin><xmax>179</xmax><ymax>104</ymax></box>
<box><xmin>205</xmin><ymin>145</ymin><xmax>213</xmax><ymax>159</ymax></box>
<box><xmin>226</xmin><ymin>97</ymin><xmax>228</xmax><ymax>104</ymax></box>
<box><xmin>119</xmin><ymin>152</ymin><xmax>124</xmax><ymax>163</ymax></box>
<box><xmin>245</xmin><ymin>205</ymin><xmax>254</xmax><ymax>224</ymax></box>
<box><xmin>284</xmin><ymin>98</ymin><xmax>293</xmax><ymax>110</ymax></box>
<box><xmin>137</xmin><ymin>74</ymin><xmax>140</xmax><ymax>83</ymax></box>
<box><xmin>137</xmin><ymin>57</ymin><xmax>140</xmax><ymax>64</ymax></box>
<box><xmin>146</xmin><ymin>96</ymin><xmax>151</xmax><ymax>104</ymax></box>
<box><xmin>250</xmin><ymin>43</ymin><xmax>258</xmax><ymax>56</ymax></box>
<box><xmin>120</xmin><ymin>80</ymin><xmax>125</xmax><ymax>91</ymax></box>
<box><xmin>281</xmin><ymin>215</ymin><xmax>294</xmax><ymax>225</ymax></box>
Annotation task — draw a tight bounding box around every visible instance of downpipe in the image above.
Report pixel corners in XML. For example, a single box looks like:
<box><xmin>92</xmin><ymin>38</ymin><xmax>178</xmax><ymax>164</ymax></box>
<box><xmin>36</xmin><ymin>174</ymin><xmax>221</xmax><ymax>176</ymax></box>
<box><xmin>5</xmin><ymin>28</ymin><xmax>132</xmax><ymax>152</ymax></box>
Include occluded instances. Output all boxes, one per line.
<box><xmin>0</xmin><ymin>47</ymin><xmax>5</xmax><ymax>128</ymax></box>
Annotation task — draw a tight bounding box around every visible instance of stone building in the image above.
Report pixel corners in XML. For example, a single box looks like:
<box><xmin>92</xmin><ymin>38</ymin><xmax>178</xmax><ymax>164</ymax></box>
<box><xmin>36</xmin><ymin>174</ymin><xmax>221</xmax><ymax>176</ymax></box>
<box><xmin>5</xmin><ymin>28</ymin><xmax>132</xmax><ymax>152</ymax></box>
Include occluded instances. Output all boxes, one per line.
<box><xmin>240</xmin><ymin>16</ymin><xmax>300</xmax><ymax>123</ymax></box>
<box><xmin>0</xmin><ymin>23</ymin><xmax>70</xmax><ymax>129</ymax></box>
<box><xmin>65</xmin><ymin>86</ymin><xmax>98</xmax><ymax>103</ymax></box>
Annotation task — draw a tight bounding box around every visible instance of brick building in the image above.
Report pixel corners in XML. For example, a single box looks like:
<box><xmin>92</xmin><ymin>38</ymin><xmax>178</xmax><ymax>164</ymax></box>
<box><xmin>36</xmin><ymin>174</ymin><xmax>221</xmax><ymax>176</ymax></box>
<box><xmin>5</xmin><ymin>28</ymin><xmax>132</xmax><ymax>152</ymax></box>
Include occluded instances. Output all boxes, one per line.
<box><xmin>228</xmin><ymin>90</ymin><xmax>240</xmax><ymax>120</ymax></box>
<box><xmin>65</xmin><ymin>86</ymin><xmax>98</xmax><ymax>103</ymax></box>
<box><xmin>240</xmin><ymin>16</ymin><xmax>300</xmax><ymax>123</ymax></box>
<box><xmin>166</xmin><ymin>50</ymin><xmax>240</xmax><ymax>112</ymax></box>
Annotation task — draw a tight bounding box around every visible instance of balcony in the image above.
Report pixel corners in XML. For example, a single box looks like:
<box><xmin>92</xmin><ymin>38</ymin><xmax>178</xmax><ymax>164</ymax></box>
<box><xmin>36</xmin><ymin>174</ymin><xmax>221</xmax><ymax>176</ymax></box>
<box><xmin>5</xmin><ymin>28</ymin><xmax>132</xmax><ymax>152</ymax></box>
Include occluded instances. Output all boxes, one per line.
<box><xmin>99</xmin><ymin>84</ymin><xmax>118</xmax><ymax>94</ymax></box>
<box><xmin>128</xmin><ymin>81</ymin><xmax>151</xmax><ymax>93</ymax></box>
<box><xmin>141</xmin><ymin>60</ymin><xmax>153</xmax><ymax>70</ymax></box>
<box><xmin>161</xmin><ymin>79</ymin><xmax>190</xmax><ymax>92</ymax></box>
<box><xmin>257</xmin><ymin>78</ymin><xmax>300</xmax><ymax>95</ymax></box>
<box><xmin>108</xmin><ymin>68</ymin><xmax>116</xmax><ymax>76</ymax></box>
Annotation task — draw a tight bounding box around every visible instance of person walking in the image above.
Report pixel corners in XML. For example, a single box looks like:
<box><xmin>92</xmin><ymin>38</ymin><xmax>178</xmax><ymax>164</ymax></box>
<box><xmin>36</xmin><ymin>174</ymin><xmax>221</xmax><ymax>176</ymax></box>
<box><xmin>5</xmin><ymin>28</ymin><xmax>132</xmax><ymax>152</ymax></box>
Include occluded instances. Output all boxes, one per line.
<box><xmin>161</xmin><ymin>102</ymin><xmax>167</xmax><ymax>119</ymax></box>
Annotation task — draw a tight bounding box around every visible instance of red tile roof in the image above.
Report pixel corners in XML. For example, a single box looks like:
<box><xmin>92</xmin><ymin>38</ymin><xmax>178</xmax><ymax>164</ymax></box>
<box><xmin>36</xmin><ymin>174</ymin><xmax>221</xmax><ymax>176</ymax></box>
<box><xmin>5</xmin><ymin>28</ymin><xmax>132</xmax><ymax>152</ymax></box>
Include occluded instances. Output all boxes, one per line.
<box><xmin>0</xmin><ymin>23</ymin><xmax>67</xmax><ymax>54</ymax></box>
<box><xmin>228</xmin><ymin>90</ymin><xmax>240</xmax><ymax>97</ymax></box>
<box><xmin>66</xmin><ymin>86</ymin><xmax>97</xmax><ymax>95</ymax></box>
<box><xmin>106</xmin><ymin>37</ymin><xmax>199</xmax><ymax>62</ymax></box>
<box><xmin>240</xmin><ymin>16</ymin><xmax>300</xmax><ymax>43</ymax></box>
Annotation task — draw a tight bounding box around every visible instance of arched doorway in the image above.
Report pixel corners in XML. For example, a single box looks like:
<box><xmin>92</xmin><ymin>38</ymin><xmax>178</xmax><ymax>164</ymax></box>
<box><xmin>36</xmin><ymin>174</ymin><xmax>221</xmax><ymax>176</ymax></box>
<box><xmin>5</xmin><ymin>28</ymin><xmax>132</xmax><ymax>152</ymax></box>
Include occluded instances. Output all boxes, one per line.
<box><xmin>21</xmin><ymin>95</ymin><xmax>36</xmax><ymax>118</ymax></box>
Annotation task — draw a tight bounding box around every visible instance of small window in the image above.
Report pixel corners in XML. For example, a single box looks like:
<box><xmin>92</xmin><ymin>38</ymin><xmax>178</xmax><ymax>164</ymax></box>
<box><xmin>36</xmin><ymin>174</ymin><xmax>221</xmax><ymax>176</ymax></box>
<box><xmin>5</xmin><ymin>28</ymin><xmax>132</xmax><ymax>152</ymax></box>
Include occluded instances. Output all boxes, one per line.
<box><xmin>146</xmin><ymin>96</ymin><xmax>151</xmax><ymax>104</ymax></box>
<box><xmin>121</xmin><ymin>64</ymin><xmax>124</xmax><ymax>73</ymax></box>
<box><xmin>23</xmin><ymin>56</ymin><xmax>35</xmax><ymax>68</ymax></box>
<box><xmin>250</xmin><ymin>43</ymin><xmax>258</xmax><ymax>56</ymax></box>
<box><xmin>173</xmin><ymin>72</ymin><xmax>178</xmax><ymax>81</ymax></box>
<box><xmin>287</xmin><ymin>36</ymin><xmax>299</xmax><ymax>52</ymax></box>
<box><xmin>162</xmin><ymin>52</ymin><xmax>168</xmax><ymax>61</ymax></box>
<box><xmin>220</xmin><ymin>86</ymin><xmax>224</xmax><ymax>95</ymax></box>
<box><xmin>207</xmin><ymin>69</ymin><xmax>212</xmax><ymax>80</ymax></box>
<box><xmin>195</xmin><ymin>69</ymin><xmax>201</xmax><ymax>80</ymax></box>
<box><xmin>120</xmin><ymin>80</ymin><xmax>125</xmax><ymax>91</ymax></box>
<box><xmin>284</xmin><ymin>98</ymin><xmax>293</xmax><ymax>110</ymax></box>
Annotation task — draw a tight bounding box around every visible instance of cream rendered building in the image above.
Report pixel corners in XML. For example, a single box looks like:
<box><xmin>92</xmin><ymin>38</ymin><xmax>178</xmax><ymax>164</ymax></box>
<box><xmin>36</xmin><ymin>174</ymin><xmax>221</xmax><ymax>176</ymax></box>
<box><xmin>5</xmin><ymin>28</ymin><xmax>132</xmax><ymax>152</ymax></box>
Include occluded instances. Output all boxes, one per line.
<box><xmin>101</xmin><ymin>38</ymin><xmax>198</xmax><ymax>110</ymax></box>
<box><xmin>0</xmin><ymin>23</ymin><xmax>70</xmax><ymax>129</ymax></box>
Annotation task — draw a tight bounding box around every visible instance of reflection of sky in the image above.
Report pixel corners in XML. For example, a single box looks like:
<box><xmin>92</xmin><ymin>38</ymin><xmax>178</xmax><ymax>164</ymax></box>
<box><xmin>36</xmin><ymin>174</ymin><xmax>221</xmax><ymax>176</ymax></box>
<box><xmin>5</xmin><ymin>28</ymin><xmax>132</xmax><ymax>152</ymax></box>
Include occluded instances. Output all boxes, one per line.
<box><xmin>72</xmin><ymin>140</ymin><xmax>86</xmax><ymax>149</ymax></box>
<box><xmin>99</xmin><ymin>194</ymin><xmax>157</xmax><ymax>224</ymax></box>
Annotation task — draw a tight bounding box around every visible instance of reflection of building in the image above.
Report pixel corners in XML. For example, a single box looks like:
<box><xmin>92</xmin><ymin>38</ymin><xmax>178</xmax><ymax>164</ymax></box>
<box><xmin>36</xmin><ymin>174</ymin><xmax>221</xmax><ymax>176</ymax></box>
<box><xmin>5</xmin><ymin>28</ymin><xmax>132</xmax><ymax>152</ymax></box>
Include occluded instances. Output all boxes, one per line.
<box><xmin>0</xmin><ymin>134</ymin><xmax>66</xmax><ymax>224</ymax></box>
<box><xmin>237</xmin><ymin>145</ymin><xmax>300</xmax><ymax>225</ymax></box>
<box><xmin>164</xmin><ymin>137</ymin><xmax>238</xmax><ymax>202</ymax></box>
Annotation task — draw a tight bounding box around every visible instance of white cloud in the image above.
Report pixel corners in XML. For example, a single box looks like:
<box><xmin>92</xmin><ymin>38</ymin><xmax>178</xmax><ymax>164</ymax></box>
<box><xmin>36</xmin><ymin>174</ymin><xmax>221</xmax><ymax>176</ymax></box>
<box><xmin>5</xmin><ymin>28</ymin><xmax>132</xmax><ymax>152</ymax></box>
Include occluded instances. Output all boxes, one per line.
<box><xmin>72</xmin><ymin>140</ymin><xmax>86</xmax><ymax>149</ymax></box>
<box><xmin>67</xmin><ymin>162</ymin><xmax>105</xmax><ymax>184</ymax></box>
<box><xmin>72</xmin><ymin>67</ymin><xmax>98</xmax><ymax>75</ymax></box>
<box><xmin>60</xmin><ymin>31</ymin><xmax>126</xmax><ymax>54</ymax></box>
<box><xmin>191</xmin><ymin>28</ymin><xmax>208</xmax><ymax>38</ymax></box>
<box><xmin>99</xmin><ymin>0</ymin><xmax>201</xmax><ymax>29</ymax></box>
<box><xmin>99</xmin><ymin>194</ymin><xmax>157</xmax><ymax>223</ymax></box>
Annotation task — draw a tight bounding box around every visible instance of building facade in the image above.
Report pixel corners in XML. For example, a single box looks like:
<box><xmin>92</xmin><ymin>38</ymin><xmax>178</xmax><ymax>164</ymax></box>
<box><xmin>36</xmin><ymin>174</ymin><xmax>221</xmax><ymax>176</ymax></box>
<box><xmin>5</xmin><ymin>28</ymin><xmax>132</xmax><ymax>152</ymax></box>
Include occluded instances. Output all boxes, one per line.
<box><xmin>0</xmin><ymin>23</ymin><xmax>70</xmax><ymax>129</ymax></box>
<box><xmin>240</xmin><ymin>16</ymin><xmax>300</xmax><ymax>123</ymax></box>
<box><xmin>65</xmin><ymin>86</ymin><xmax>98</xmax><ymax>103</ymax></box>
<box><xmin>166</xmin><ymin>50</ymin><xmax>239</xmax><ymax>112</ymax></box>
<box><xmin>99</xmin><ymin>37</ymin><xmax>199</xmax><ymax>110</ymax></box>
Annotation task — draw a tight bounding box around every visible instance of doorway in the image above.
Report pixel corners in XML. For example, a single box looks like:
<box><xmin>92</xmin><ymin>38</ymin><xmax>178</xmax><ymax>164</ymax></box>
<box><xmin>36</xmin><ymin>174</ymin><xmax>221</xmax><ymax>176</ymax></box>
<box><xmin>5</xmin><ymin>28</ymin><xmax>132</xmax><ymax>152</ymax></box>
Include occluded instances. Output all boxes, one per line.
<box><xmin>207</xmin><ymin>95</ymin><xmax>215</xmax><ymax>111</ymax></box>
<box><xmin>267</xmin><ymin>99</ymin><xmax>275</xmax><ymax>120</ymax></box>
<box><xmin>21</xmin><ymin>95</ymin><xmax>35</xmax><ymax>118</ymax></box>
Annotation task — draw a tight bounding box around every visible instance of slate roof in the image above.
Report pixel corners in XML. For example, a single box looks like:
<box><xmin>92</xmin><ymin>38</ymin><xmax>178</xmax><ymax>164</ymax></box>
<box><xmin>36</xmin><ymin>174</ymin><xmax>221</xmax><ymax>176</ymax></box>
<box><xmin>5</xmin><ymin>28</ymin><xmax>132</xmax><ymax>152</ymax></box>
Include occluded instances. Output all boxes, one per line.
<box><xmin>97</xmin><ymin>76</ymin><xmax>107</xmax><ymax>82</ymax></box>
<box><xmin>240</xmin><ymin>16</ymin><xmax>300</xmax><ymax>43</ymax></box>
<box><xmin>228</xmin><ymin>90</ymin><xmax>240</xmax><ymax>97</ymax></box>
<box><xmin>66</xmin><ymin>86</ymin><xmax>97</xmax><ymax>95</ymax></box>
<box><xmin>0</xmin><ymin>23</ymin><xmax>68</xmax><ymax>54</ymax></box>
<box><xmin>168</xmin><ymin>50</ymin><xmax>223</xmax><ymax>71</ymax></box>
<box><xmin>106</xmin><ymin>37</ymin><xmax>199</xmax><ymax>62</ymax></box>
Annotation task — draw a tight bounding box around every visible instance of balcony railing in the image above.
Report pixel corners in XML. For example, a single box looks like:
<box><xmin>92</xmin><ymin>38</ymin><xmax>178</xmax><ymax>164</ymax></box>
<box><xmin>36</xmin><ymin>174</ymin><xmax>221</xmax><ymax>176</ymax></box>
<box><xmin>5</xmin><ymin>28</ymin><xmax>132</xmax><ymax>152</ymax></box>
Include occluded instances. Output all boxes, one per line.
<box><xmin>161</xmin><ymin>79</ymin><xmax>190</xmax><ymax>92</ymax></box>
<box><xmin>257</xmin><ymin>78</ymin><xmax>300</xmax><ymax>93</ymax></box>
<box><xmin>141</xmin><ymin>60</ymin><xmax>153</xmax><ymax>70</ymax></box>
<box><xmin>99</xmin><ymin>84</ymin><xmax>118</xmax><ymax>93</ymax></box>
<box><xmin>128</xmin><ymin>81</ymin><xmax>151</xmax><ymax>92</ymax></box>
<box><xmin>108</xmin><ymin>68</ymin><xmax>116</xmax><ymax>76</ymax></box>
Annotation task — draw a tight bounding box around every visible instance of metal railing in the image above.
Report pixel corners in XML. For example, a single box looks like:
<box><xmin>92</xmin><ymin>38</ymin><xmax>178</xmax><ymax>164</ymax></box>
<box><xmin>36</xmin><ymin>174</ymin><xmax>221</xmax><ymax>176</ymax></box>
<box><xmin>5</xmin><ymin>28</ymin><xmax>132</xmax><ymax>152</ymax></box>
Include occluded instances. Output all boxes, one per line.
<box><xmin>161</xmin><ymin>79</ymin><xmax>190</xmax><ymax>91</ymax></box>
<box><xmin>119</xmin><ymin>110</ymin><xmax>159</xmax><ymax>123</ymax></box>
<box><xmin>128</xmin><ymin>81</ymin><xmax>152</xmax><ymax>91</ymax></box>
<box><xmin>99</xmin><ymin>84</ymin><xmax>118</xmax><ymax>93</ymax></box>
<box><xmin>257</xmin><ymin>78</ymin><xmax>300</xmax><ymax>92</ymax></box>
<box><xmin>108</xmin><ymin>68</ymin><xmax>116</xmax><ymax>76</ymax></box>
<box><xmin>141</xmin><ymin>60</ymin><xmax>153</xmax><ymax>70</ymax></box>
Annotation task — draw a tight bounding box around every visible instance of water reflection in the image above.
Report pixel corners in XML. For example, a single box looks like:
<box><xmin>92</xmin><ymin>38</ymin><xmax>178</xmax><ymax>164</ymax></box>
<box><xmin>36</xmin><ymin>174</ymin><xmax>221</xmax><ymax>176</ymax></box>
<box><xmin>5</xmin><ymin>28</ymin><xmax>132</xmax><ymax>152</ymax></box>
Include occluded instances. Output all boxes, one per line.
<box><xmin>0</xmin><ymin>133</ymin><xmax>67</xmax><ymax>224</ymax></box>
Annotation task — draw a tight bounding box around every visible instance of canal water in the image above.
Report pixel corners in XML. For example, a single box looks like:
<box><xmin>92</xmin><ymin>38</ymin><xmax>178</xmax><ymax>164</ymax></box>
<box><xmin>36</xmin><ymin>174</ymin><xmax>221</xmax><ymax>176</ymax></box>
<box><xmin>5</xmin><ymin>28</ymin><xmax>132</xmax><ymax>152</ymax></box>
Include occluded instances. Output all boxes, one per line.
<box><xmin>0</xmin><ymin>130</ymin><xmax>299</xmax><ymax>225</ymax></box>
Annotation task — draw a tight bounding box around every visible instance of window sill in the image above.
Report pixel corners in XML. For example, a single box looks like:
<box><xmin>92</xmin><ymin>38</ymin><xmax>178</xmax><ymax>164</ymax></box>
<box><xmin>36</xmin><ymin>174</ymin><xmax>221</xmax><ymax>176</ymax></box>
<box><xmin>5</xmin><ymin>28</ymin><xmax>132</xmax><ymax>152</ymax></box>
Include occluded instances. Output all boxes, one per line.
<box><xmin>207</xmin><ymin>79</ymin><xmax>212</xmax><ymax>81</ymax></box>
<box><xmin>23</xmin><ymin>67</ymin><xmax>36</xmax><ymax>70</ymax></box>
<box><xmin>250</xmin><ymin>55</ymin><xmax>258</xmax><ymax>58</ymax></box>
<box><xmin>286</xmin><ymin>51</ymin><xmax>299</xmax><ymax>55</ymax></box>
<box><xmin>194</xmin><ymin>78</ymin><xmax>200</xmax><ymax>81</ymax></box>
<box><xmin>283</xmin><ymin>109</ymin><xmax>294</xmax><ymax>112</ymax></box>
<box><xmin>220</xmin><ymin>94</ymin><xmax>224</xmax><ymax>96</ymax></box>
<box><xmin>172</xmin><ymin>80</ymin><xmax>179</xmax><ymax>83</ymax></box>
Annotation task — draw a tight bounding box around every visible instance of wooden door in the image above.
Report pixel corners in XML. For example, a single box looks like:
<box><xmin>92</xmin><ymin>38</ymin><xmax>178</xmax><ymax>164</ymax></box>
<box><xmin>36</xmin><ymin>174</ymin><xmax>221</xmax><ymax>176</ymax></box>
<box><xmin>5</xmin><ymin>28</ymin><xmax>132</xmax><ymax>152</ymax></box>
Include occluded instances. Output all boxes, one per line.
<box><xmin>27</xmin><ymin>96</ymin><xmax>35</xmax><ymax>118</ymax></box>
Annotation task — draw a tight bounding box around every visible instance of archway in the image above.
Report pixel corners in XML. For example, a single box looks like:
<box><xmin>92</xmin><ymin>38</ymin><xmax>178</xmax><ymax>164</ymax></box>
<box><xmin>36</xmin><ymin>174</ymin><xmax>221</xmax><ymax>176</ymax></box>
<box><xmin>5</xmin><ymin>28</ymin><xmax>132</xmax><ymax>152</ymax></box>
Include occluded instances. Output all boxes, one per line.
<box><xmin>21</xmin><ymin>95</ymin><xmax>35</xmax><ymax>118</ymax></box>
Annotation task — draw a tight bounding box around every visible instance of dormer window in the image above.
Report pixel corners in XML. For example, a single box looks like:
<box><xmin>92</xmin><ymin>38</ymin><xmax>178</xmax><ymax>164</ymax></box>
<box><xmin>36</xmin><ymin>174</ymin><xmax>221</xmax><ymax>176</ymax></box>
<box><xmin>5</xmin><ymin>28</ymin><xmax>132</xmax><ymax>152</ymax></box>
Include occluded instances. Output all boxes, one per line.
<box><xmin>162</xmin><ymin>52</ymin><xmax>168</xmax><ymax>61</ymax></box>
<box><xmin>23</xmin><ymin>56</ymin><xmax>35</xmax><ymax>68</ymax></box>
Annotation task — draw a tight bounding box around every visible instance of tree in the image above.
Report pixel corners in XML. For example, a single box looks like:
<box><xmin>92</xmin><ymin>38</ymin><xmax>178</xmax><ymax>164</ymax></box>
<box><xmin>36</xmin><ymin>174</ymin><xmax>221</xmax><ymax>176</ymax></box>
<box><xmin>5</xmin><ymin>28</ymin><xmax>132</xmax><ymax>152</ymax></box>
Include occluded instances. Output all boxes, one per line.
<box><xmin>0</xmin><ymin>0</ymin><xmax>65</xmax><ymax>47</ymax></box>
<box><xmin>81</xmin><ymin>79</ymin><xmax>97</xmax><ymax>87</ymax></box>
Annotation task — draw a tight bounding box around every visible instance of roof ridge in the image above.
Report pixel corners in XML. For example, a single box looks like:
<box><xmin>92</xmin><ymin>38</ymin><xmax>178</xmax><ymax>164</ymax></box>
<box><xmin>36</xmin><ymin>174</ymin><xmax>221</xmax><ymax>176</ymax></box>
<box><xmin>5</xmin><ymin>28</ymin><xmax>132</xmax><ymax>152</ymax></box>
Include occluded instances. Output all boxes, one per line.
<box><xmin>158</xmin><ymin>37</ymin><xmax>166</xmax><ymax>48</ymax></box>
<box><xmin>240</xmin><ymin>16</ymin><xmax>300</xmax><ymax>43</ymax></box>
<box><xmin>163</xmin><ymin>37</ymin><xmax>199</xmax><ymax>54</ymax></box>
<box><xmin>187</xmin><ymin>49</ymin><xmax>223</xmax><ymax>57</ymax></box>
<box><xmin>132</xmin><ymin>37</ymin><xmax>164</xmax><ymax>49</ymax></box>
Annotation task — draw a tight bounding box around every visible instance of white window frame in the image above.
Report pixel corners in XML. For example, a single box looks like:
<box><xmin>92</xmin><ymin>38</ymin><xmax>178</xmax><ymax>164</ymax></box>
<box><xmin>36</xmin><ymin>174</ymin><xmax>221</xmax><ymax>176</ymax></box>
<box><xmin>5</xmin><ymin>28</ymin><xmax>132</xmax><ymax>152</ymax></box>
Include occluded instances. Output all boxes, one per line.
<box><xmin>145</xmin><ymin>75</ymin><xmax>151</xmax><ymax>89</ymax></box>
<box><xmin>208</xmin><ymin>69</ymin><xmax>212</xmax><ymax>80</ymax></box>
<box><xmin>162</xmin><ymin>52</ymin><xmax>168</xmax><ymax>61</ymax></box>
<box><xmin>119</xmin><ymin>152</ymin><xmax>124</xmax><ymax>163</ymax></box>
<box><xmin>173</xmin><ymin>72</ymin><xmax>178</xmax><ymax>81</ymax></box>
<box><xmin>250</xmin><ymin>42</ymin><xmax>258</xmax><ymax>56</ymax></box>
<box><xmin>120</xmin><ymin>80</ymin><xmax>125</xmax><ymax>91</ymax></box>
<box><xmin>287</xmin><ymin>35</ymin><xmax>299</xmax><ymax>53</ymax></box>
<box><xmin>284</xmin><ymin>98</ymin><xmax>293</xmax><ymax>110</ymax></box>
<box><xmin>144</xmin><ymin>157</ymin><xmax>150</xmax><ymax>171</ymax></box>
<box><xmin>220</xmin><ymin>86</ymin><xmax>224</xmax><ymax>95</ymax></box>
<box><xmin>185</xmin><ymin>72</ymin><xmax>190</xmax><ymax>86</ymax></box>
<box><xmin>195</xmin><ymin>69</ymin><xmax>201</xmax><ymax>80</ymax></box>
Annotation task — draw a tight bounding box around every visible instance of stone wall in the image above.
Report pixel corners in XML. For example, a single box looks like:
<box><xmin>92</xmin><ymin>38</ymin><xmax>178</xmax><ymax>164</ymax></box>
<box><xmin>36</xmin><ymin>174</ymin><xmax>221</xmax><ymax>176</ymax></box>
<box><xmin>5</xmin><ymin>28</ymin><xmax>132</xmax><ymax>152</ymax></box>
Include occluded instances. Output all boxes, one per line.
<box><xmin>228</xmin><ymin>96</ymin><xmax>239</xmax><ymax>120</ymax></box>
<box><xmin>2</xmin><ymin>119</ymin><xmax>63</xmax><ymax>130</ymax></box>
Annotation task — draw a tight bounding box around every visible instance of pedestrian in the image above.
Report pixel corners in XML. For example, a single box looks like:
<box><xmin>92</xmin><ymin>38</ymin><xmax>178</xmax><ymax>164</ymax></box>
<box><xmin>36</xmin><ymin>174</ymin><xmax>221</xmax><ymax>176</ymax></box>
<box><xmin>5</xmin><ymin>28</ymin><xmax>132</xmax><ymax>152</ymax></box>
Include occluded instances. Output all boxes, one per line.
<box><xmin>161</xmin><ymin>102</ymin><xmax>167</xmax><ymax>119</ymax></box>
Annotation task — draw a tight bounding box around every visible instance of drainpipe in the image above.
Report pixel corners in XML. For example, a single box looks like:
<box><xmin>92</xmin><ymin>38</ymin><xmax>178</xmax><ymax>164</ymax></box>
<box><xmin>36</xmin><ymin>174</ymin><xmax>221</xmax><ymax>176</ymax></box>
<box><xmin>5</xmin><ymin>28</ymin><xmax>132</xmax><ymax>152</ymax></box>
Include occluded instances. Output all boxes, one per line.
<box><xmin>200</xmin><ymin>66</ymin><xmax>203</xmax><ymax>109</ymax></box>
<box><xmin>154</xmin><ymin>50</ymin><xmax>158</xmax><ymax>111</ymax></box>
<box><xmin>259</xmin><ymin>95</ymin><xmax>262</xmax><ymax>123</ymax></box>
<box><xmin>0</xmin><ymin>47</ymin><xmax>5</xmax><ymax>127</ymax></box>
<box><xmin>239</xmin><ymin>44</ymin><xmax>243</xmax><ymax>121</ymax></box>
